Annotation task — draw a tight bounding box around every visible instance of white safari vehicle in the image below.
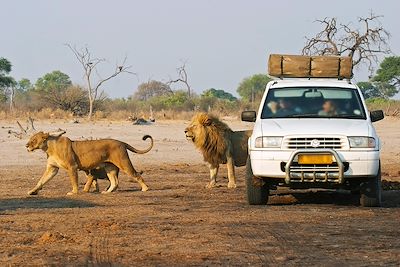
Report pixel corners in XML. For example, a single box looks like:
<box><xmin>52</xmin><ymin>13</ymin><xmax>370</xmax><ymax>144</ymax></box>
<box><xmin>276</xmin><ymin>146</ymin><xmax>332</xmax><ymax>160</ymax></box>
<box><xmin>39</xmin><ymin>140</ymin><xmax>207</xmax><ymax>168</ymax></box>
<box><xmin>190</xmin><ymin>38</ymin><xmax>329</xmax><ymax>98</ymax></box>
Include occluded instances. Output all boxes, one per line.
<box><xmin>242</xmin><ymin>55</ymin><xmax>384</xmax><ymax>207</ymax></box>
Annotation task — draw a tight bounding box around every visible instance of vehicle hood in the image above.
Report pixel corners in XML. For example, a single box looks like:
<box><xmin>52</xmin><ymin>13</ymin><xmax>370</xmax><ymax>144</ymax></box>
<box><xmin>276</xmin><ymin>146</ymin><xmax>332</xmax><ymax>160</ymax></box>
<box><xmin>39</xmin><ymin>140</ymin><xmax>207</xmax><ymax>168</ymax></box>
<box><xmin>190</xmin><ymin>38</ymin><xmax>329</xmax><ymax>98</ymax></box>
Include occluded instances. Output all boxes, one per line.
<box><xmin>259</xmin><ymin>118</ymin><xmax>372</xmax><ymax>137</ymax></box>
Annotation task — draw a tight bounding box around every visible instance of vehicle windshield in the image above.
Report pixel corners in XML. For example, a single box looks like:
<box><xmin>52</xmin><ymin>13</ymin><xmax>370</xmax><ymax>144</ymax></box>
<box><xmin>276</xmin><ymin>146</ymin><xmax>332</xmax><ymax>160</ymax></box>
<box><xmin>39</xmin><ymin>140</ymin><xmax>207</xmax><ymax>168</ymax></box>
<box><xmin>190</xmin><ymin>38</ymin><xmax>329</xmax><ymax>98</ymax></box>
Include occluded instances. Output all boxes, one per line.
<box><xmin>261</xmin><ymin>87</ymin><xmax>366</xmax><ymax>119</ymax></box>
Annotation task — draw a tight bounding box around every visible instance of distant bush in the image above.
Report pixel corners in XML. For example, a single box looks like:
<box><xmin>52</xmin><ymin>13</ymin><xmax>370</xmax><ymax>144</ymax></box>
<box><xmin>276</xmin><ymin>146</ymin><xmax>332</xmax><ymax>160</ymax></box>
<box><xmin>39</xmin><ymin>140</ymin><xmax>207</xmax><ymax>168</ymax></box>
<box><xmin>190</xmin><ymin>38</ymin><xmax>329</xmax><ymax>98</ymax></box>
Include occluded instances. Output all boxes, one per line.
<box><xmin>100</xmin><ymin>90</ymin><xmax>241</xmax><ymax>118</ymax></box>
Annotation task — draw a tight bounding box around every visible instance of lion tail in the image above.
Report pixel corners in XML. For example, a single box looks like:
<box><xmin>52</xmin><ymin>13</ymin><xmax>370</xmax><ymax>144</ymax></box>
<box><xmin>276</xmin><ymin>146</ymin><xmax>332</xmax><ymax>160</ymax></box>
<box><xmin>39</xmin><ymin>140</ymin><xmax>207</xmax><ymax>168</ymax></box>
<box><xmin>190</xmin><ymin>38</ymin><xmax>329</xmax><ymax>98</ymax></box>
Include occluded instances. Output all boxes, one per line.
<box><xmin>125</xmin><ymin>135</ymin><xmax>154</xmax><ymax>154</ymax></box>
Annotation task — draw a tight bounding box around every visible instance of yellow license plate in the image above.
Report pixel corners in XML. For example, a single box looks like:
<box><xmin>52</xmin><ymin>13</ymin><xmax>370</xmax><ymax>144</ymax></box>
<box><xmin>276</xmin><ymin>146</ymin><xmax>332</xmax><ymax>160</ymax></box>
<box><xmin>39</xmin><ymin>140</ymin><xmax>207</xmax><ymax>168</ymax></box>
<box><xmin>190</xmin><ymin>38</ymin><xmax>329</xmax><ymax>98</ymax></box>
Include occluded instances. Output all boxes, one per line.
<box><xmin>298</xmin><ymin>154</ymin><xmax>333</xmax><ymax>164</ymax></box>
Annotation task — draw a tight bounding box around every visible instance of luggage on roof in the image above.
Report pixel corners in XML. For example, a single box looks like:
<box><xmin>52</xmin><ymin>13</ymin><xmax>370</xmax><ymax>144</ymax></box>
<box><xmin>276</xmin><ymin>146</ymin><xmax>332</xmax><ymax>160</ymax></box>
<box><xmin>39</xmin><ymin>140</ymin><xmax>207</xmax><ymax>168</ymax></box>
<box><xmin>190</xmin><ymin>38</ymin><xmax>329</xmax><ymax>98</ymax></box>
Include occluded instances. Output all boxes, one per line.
<box><xmin>268</xmin><ymin>54</ymin><xmax>353</xmax><ymax>79</ymax></box>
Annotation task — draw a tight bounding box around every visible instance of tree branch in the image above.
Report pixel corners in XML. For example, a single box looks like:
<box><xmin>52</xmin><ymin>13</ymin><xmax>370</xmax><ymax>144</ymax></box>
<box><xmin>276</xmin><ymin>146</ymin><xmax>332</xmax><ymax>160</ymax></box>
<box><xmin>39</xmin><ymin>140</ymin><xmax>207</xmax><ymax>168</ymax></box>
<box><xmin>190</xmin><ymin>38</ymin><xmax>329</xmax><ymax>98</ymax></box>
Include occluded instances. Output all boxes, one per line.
<box><xmin>302</xmin><ymin>13</ymin><xmax>391</xmax><ymax>73</ymax></box>
<box><xmin>167</xmin><ymin>61</ymin><xmax>191</xmax><ymax>97</ymax></box>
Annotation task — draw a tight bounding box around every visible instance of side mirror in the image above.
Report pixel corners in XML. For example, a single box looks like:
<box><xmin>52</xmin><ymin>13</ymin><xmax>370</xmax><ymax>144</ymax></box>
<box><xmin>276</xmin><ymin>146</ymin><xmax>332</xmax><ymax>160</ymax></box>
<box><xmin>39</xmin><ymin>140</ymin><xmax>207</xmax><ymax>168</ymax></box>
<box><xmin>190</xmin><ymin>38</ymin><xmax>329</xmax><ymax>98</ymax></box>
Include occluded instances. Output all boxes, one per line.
<box><xmin>370</xmin><ymin>110</ymin><xmax>384</xmax><ymax>122</ymax></box>
<box><xmin>241</xmin><ymin>111</ymin><xmax>256</xmax><ymax>122</ymax></box>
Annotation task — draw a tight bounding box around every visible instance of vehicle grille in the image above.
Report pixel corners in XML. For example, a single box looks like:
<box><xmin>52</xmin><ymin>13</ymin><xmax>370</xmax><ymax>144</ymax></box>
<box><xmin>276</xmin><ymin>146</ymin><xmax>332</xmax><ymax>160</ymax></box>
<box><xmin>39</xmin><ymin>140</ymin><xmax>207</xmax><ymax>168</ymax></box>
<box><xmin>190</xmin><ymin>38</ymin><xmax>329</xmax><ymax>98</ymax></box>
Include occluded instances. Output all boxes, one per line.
<box><xmin>283</xmin><ymin>137</ymin><xmax>344</xmax><ymax>150</ymax></box>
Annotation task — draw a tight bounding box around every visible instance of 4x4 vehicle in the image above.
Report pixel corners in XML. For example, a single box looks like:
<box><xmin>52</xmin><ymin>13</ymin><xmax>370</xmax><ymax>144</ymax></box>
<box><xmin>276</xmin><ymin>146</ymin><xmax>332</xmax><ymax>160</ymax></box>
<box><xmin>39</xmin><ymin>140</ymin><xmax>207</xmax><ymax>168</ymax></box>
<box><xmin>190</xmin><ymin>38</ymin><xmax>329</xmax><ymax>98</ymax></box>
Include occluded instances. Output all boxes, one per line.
<box><xmin>242</xmin><ymin>78</ymin><xmax>384</xmax><ymax>207</ymax></box>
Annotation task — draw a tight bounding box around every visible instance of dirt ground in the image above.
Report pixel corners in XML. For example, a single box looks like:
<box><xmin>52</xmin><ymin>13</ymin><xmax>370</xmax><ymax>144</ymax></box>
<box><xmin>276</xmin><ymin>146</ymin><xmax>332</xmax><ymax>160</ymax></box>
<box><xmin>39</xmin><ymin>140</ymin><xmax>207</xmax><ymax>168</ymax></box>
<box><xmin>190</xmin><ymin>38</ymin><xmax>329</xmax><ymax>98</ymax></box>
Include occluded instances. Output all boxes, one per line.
<box><xmin>0</xmin><ymin>117</ymin><xmax>399</xmax><ymax>266</ymax></box>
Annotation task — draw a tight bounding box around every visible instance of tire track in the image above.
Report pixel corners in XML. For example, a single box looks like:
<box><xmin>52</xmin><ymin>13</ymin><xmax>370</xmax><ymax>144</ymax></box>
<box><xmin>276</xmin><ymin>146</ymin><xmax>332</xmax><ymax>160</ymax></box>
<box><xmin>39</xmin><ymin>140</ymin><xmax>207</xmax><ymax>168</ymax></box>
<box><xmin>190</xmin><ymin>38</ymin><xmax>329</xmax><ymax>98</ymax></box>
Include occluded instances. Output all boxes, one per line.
<box><xmin>87</xmin><ymin>231</ymin><xmax>113</xmax><ymax>267</ymax></box>
<box><xmin>266</xmin><ymin>222</ymin><xmax>344</xmax><ymax>264</ymax></box>
<box><xmin>229</xmin><ymin>223</ymin><xmax>278</xmax><ymax>266</ymax></box>
<box><xmin>265</xmin><ymin>224</ymin><xmax>296</xmax><ymax>263</ymax></box>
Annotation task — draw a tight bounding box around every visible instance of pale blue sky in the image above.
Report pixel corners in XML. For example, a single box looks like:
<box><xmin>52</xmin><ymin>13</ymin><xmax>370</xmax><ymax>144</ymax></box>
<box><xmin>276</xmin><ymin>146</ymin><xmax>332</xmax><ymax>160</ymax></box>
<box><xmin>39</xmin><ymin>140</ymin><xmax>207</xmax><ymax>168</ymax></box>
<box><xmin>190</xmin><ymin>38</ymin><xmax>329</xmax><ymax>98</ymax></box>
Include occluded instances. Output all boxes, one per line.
<box><xmin>2</xmin><ymin>0</ymin><xmax>399</xmax><ymax>98</ymax></box>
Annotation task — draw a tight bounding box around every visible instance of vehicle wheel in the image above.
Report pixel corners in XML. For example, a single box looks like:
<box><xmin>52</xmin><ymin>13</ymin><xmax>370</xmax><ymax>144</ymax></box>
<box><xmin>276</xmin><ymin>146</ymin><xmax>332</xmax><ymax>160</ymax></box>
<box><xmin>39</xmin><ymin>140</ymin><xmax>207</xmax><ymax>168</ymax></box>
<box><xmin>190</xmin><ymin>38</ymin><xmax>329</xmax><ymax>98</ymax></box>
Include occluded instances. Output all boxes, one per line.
<box><xmin>360</xmin><ymin>163</ymin><xmax>382</xmax><ymax>207</ymax></box>
<box><xmin>246</xmin><ymin>157</ymin><xmax>269</xmax><ymax>205</ymax></box>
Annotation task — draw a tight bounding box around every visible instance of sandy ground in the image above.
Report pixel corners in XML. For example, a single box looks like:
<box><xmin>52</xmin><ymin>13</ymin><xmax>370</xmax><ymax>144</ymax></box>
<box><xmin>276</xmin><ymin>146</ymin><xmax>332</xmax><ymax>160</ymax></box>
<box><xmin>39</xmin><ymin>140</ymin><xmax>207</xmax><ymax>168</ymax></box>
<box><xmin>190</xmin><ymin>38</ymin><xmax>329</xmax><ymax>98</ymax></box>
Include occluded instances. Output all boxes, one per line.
<box><xmin>0</xmin><ymin>117</ymin><xmax>399</xmax><ymax>266</ymax></box>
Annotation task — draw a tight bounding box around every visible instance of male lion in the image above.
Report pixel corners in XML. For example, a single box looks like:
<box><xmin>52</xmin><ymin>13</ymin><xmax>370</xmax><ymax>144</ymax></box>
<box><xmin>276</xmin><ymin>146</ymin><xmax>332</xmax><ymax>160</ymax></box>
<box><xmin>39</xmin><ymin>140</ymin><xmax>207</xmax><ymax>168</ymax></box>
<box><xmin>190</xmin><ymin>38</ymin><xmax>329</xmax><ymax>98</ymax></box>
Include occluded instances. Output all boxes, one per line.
<box><xmin>26</xmin><ymin>131</ymin><xmax>153</xmax><ymax>195</ymax></box>
<box><xmin>185</xmin><ymin>113</ymin><xmax>252</xmax><ymax>189</ymax></box>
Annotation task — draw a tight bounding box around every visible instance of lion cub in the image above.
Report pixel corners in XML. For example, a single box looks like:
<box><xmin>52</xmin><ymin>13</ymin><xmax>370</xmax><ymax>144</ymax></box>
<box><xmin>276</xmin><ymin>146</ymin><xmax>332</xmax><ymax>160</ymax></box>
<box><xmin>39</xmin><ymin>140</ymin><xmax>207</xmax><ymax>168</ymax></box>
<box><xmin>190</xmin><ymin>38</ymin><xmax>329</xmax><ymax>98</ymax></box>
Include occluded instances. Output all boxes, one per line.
<box><xmin>185</xmin><ymin>113</ymin><xmax>252</xmax><ymax>189</ymax></box>
<box><xmin>82</xmin><ymin>163</ymin><xmax>120</xmax><ymax>193</ymax></box>
<box><xmin>26</xmin><ymin>131</ymin><xmax>153</xmax><ymax>195</ymax></box>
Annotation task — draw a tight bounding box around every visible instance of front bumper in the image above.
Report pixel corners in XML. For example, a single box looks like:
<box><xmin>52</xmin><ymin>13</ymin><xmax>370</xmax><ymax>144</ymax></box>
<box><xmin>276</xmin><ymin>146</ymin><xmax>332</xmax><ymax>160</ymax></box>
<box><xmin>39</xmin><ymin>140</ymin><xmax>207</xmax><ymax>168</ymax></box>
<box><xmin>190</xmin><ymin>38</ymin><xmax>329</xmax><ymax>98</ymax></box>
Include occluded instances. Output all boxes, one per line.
<box><xmin>250</xmin><ymin>149</ymin><xmax>380</xmax><ymax>183</ymax></box>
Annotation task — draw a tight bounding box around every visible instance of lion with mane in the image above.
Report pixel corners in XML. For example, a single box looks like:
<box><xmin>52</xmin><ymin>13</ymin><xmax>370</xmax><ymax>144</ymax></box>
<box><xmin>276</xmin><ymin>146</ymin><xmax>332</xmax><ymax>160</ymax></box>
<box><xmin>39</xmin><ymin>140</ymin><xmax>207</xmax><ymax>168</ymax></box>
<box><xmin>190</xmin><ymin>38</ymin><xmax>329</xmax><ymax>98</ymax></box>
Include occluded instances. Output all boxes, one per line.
<box><xmin>185</xmin><ymin>113</ymin><xmax>252</xmax><ymax>188</ymax></box>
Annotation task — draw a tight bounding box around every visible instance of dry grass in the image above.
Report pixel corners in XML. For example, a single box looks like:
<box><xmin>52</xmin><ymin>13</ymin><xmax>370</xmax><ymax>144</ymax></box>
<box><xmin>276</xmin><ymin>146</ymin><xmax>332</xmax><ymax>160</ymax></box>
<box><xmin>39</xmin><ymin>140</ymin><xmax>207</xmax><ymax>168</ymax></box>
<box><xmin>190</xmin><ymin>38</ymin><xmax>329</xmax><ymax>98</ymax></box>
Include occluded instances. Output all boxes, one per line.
<box><xmin>0</xmin><ymin>109</ymin><xmax>202</xmax><ymax>122</ymax></box>
<box><xmin>2</xmin><ymin>100</ymin><xmax>398</xmax><ymax>122</ymax></box>
<box><xmin>366</xmin><ymin>100</ymin><xmax>400</xmax><ymax>117</ymax></box>
<box><xmin>0</xmin><ymin>108</ymin><xmax>75</xmax><ymax>121</ymax></box>
<box><xmin>93</xmin><ymin>110</ymin><xmax>204</xmax><ymax>121</ymax></box>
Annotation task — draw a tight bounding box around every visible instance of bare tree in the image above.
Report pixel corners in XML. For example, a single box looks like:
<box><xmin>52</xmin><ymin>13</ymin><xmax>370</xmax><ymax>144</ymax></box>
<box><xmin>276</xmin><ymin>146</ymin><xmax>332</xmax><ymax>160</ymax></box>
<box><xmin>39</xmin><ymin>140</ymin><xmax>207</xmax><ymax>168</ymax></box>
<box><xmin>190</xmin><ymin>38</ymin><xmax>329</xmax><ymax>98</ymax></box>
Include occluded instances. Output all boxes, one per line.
<box><xmin>302</xmin><ymin>12</ymin><xmax>391</xmax><ymax>73</ymax></box>
<box><xmin>168</xmin><ymin>62</ymin><xmax>192</xmax><ymax>97</ymax></box>
<box><xmin>66</xmin><ymin>44</ymin><xmax>135</xmax><ymax>119</ymax></box>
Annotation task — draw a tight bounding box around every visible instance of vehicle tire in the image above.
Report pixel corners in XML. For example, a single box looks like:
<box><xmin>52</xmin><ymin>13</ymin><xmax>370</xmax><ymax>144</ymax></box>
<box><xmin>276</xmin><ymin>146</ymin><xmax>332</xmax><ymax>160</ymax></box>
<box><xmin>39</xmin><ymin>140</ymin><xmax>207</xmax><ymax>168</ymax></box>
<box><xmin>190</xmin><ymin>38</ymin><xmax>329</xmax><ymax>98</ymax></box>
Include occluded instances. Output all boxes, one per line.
<box><xmin>246</xmin><ymin>157</ymin><xmax>269</xmax><ymax>205</ymax></box>
<box><xmin>360</xmin><ymin>163</ymin><xmax>382</xmax><ymax>207</ymax></box>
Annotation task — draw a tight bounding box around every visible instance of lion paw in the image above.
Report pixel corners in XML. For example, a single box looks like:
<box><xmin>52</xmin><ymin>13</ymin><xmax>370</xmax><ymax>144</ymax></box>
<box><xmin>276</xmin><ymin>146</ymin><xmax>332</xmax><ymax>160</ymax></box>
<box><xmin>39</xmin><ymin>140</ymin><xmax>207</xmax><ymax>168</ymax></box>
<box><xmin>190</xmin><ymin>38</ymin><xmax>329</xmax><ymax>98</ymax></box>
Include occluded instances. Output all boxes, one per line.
<box><xmin>66</xmin><ymin>191</ymin><xmax>78</xmax><ymax>196</ymax></box>
<box><xmin>205</xmin><ymin>182</ymin><xmax>218</xmax><ymax>189</ymax></box>
<box><xmin>227</xmin><ymin>182</ymin><xmax>237</xmax><ymax>189</ymax></box>
<box><xmin>28</xmin><ymin>190</ymin><xmax>38</xmax><ymax>195</ymax></box>
<box><xmin>101</xmin><ymin>190</ymin><xmax>111</xmax><ymax>194</ymax></box>
<box><xmin>141</xmin><ymin>186</ymin><xmax>149</xmax><ymax>192</ymax></box>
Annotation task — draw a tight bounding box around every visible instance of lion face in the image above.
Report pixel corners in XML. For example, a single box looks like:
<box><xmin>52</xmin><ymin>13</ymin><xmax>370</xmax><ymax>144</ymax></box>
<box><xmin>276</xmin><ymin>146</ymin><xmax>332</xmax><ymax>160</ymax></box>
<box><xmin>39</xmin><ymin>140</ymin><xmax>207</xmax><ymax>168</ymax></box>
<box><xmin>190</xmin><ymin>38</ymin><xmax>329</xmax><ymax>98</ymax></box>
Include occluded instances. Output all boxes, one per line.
<box><xmin>184</xmin><ymin>113</ymin><xmax>211</xmax><ymax>142</ymax></box>
<box><xmin>26</xmin><ymin>132</ymin><xmax>50</xmax><ymax>152</ymax></box>
<box><xmin>184</xmin><ymin>124</ymin><xmax>196</xmax><ymax>141</ymax></box>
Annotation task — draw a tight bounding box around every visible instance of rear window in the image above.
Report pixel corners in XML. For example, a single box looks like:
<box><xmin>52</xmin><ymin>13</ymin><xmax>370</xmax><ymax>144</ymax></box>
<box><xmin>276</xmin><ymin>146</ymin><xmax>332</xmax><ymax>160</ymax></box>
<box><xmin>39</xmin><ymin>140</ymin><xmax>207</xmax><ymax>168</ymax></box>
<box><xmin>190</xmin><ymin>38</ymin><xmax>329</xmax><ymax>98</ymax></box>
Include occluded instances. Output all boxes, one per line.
<box><xmin>261</xmin><ymin>87</ymin><xmax>366</xmax><ymax>119</ymax></box>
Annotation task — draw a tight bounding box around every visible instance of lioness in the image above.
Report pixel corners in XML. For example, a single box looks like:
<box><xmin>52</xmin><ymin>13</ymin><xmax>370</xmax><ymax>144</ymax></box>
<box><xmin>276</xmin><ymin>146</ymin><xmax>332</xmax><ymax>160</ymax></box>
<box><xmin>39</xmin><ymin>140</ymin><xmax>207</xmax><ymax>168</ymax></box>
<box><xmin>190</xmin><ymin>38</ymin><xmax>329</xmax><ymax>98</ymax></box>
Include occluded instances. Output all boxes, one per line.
<box><xmin>26</xmin><ymin>131</ymin><xmax>153</xmax><ymax>195</ymax></box>
<box><xmin>185</xmin><ymin>113</ymin><xmax>252</xmax><ymax>189</ymax></box>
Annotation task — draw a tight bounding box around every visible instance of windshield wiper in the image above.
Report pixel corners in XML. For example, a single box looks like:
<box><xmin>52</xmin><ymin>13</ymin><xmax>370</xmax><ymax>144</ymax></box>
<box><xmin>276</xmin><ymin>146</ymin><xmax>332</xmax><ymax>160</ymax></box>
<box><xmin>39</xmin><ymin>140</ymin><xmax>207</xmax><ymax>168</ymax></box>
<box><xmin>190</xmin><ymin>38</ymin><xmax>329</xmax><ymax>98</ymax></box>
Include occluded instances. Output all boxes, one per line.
<box><xmin>331</xmin><ymin>114</ymin><xmax>364</xmax><ymax>119</ymax></box>
<box><xmin>289</xmin><ymin>114</ymin><xmax>320</xmax><ymax>118</ymax></box>
<box><xmin>286</xmin><ymin>114</ymin><xmax>365</xmax><ymax>119</ymax></box>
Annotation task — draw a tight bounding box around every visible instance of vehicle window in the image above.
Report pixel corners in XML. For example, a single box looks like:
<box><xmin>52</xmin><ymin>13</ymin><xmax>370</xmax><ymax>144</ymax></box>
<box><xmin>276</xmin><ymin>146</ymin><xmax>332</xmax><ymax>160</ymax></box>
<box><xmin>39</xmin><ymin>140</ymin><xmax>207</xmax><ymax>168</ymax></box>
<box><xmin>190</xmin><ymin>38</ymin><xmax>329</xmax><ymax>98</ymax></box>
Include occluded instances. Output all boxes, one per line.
<box><xmin>261</xmin><ymin>87</ymin><xmax>366</xmax><ymax>119</ymax></box>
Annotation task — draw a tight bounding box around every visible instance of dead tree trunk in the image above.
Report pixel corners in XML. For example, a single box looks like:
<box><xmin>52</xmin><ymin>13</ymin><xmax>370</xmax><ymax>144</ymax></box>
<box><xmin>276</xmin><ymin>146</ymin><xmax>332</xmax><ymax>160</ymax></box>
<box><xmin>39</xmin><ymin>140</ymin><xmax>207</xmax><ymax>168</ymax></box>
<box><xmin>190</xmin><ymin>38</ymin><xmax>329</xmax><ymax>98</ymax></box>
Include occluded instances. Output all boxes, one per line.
<box><xmin>8</xmin><ymin>87</ymin><xmax>15</xmax><ymax>113</ymax></box>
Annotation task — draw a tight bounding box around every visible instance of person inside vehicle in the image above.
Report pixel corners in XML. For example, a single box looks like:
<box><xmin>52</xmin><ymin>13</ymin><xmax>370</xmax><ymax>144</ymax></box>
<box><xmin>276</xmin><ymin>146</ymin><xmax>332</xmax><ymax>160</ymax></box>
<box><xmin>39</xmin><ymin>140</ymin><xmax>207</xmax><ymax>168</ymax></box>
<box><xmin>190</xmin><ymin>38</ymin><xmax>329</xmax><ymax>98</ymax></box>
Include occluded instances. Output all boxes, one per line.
<box><xmin>318</xmin><ymin>100</ymin><xmax>338</xmax><ymax>116</ymax></box>
<box><xmin>276</xmin><ymin>98</ymin><xmax>298</xmax><ymax>116</ymax></box>
<box><xmin>267</xmin><ymin>100</ymin><xmax>279</xmax><ymax>115</ymax></box>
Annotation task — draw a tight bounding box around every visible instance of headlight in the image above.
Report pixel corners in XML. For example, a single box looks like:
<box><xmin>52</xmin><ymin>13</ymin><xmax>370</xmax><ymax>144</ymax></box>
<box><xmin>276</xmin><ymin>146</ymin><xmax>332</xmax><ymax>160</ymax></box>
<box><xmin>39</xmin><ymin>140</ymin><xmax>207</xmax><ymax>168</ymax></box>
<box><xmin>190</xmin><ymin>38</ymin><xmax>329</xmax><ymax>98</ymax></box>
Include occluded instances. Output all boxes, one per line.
<box><xmin>255</xmin><ymin>136</ymin><xmax>283</xmax><ymax>148</ymax></box>
<box><xmin>348</xmin><ymin>137</ymin><xmax>376</xmax><ymax>148</ymax></box>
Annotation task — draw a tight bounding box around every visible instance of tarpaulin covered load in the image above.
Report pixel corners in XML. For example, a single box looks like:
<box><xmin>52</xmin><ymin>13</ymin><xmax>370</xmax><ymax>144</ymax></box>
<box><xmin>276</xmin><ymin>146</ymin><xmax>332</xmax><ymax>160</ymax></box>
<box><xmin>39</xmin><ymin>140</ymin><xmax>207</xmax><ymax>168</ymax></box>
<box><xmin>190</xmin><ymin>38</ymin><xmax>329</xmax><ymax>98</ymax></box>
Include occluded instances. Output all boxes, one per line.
<box><xmin>268</xmin><ymin>54</ymin><xmax>353</xmax><ymax>79</ymax></box>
